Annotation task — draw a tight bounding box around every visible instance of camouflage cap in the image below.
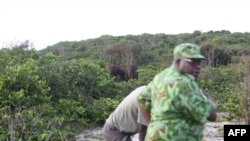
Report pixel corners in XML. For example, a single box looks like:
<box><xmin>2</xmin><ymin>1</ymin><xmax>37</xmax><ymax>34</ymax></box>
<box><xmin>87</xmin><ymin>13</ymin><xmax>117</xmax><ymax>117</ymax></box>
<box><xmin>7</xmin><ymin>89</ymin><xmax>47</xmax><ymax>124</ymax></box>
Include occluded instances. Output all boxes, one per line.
<box><xmin>173</xmin><ymin>43</ymin><xmax>205</xmax><ymax>59</ymax></box>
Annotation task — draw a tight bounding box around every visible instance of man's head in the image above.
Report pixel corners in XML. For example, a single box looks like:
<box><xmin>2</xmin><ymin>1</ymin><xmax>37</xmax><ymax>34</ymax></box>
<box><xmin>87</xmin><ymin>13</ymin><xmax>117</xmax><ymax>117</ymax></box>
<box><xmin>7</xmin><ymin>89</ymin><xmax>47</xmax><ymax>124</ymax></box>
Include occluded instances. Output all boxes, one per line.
<box><xmin>173</xmin><ymin>43</ymin><xmax>205</xmax><ymax>80</ymax></box>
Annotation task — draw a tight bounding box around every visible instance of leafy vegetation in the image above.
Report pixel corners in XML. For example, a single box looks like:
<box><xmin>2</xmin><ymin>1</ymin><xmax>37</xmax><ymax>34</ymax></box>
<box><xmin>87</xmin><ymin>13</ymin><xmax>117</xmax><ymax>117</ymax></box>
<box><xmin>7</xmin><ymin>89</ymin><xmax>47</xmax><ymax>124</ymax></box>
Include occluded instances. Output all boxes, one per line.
<box><xmin>1</xmin><ymin>30</ymin><xmax>250</xmax><ymax>140</ymax></box>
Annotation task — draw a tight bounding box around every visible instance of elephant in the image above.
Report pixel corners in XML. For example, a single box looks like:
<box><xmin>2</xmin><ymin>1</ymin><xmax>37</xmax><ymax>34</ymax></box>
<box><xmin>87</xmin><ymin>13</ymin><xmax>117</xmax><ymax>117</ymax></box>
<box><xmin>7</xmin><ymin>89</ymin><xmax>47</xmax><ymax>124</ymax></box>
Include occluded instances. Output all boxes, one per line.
<box><xmin>105</xmin><ymin>64</ymin><xmax>138</xmax><ymax>82</ymax></box>
<box><xmin>105</xmin><ymin>65</ymin><xmax>126</xmax><ymax>82</ymax></box>
<box><xmin>119</xmin><ymin>65</ymin><xmax>138</xmax><ymax>81</ymax></box>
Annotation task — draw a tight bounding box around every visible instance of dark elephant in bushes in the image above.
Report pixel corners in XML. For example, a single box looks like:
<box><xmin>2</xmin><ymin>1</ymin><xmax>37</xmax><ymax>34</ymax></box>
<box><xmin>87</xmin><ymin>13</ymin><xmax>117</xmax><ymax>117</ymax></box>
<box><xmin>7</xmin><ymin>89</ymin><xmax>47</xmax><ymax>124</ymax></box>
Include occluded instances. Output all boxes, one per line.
<box><xmin>119</xmin><ymin>65</ymin><xmax>138</xmax><ymax>81</ymax></box>
<box><xmin>105</xmin><ymin>65</ymin><xmax>125</xmax><ymax>81</ymax></box>
<box><xmin>105</xmin><ymin>64</ymin><xmax>138</xmax><ymax>81</ymax></box>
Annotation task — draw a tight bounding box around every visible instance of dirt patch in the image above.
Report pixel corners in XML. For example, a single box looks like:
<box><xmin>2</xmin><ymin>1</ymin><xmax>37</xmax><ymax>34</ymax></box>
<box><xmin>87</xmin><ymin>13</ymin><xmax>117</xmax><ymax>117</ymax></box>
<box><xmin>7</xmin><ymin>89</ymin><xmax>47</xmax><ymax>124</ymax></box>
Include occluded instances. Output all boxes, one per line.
<box><xmin>202</xmin><ymin>121</ymin><xmax>230</xmax><ymax>141</ymax></box>
<box><xmin>75</xmin><ymin>113</ymin><xmax>241</xmax><ymax>141</ymax></box>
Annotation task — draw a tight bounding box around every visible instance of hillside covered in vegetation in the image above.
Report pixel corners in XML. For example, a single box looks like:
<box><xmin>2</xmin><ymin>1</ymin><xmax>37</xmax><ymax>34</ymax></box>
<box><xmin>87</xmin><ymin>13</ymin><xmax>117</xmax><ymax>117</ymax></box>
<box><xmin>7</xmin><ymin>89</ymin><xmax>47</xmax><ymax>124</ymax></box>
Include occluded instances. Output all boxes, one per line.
<box><xmin>1</xmin><ymin>30</ymin><xmax>250</xmax><ymax>140</ymax></box>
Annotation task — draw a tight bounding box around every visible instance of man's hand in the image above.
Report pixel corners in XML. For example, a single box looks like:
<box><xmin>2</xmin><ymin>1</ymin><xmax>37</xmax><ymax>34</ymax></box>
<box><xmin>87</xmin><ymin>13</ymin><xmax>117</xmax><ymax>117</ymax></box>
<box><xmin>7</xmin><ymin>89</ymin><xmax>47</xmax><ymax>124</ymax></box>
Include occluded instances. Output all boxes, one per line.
<box><xmin>200</xmin><ymin>89</ymin><xmax>212</xmax><ymax>100</ymax></box>
<box><xmin>200</xmin><ymin>89</ymin><xmax>217</xmax><ymax>121</ymax></box>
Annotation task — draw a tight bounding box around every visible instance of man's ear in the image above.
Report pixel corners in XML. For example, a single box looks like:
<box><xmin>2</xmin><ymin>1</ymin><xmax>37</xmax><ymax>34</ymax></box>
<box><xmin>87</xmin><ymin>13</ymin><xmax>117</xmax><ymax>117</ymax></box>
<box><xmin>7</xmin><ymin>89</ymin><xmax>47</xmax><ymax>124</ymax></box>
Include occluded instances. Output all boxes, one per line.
<box><xmin>175</xmin><ymin>57</ymin><xmax>182</xmax><ymax>67</ymax></box>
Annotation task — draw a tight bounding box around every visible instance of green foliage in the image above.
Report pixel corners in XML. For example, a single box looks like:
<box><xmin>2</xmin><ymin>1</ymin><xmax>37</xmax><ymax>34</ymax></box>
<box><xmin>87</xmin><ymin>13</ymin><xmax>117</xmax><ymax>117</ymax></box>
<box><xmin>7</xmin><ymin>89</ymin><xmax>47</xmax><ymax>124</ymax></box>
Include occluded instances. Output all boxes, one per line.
<box><xmin>223</xmin><ymin>93</ymin><xmax>242</xmax><ymax>120</ymax></box>
<box><xmin>198</xmin><ymin>66</ymin><xmax>243</xmax><ymax>112</ymax></box>
<box><xmin>137</xmin><ymin>64</ymin><xmax>166</xmax><ymax>84</ymax></box>
<box><xmin>237</xmin><ymin>56</ymin><xmax>250</xmax><ymax>124</ymax></box>
<box><xmin>0</xmin><ymin>59</ymin><xmax>50</xmax><ymax>112</ymax></box>
<box><xmin>41</xmin><ymin>59</ymin><xmax>109</xmax><ymax>102</ymax></box>
<box><xmin>56</xmin><ymin>99</ymin><xmax>87</xmax><ymax>123</ymax></box>
<box><xmin>0</xmin><ymin>57</ymin><xmax>52</xmax><ymax>140</ymax></box>
<box><xmin>86</xmin><ymin>98</ymin><xmax>119</xmax><ymax>124</ymax></box>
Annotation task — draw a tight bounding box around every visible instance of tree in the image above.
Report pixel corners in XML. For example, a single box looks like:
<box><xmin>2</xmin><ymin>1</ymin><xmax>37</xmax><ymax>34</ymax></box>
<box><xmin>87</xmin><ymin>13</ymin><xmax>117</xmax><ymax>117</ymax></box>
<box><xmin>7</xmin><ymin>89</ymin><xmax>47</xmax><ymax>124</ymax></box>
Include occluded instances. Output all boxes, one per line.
<box><xmin>104</xmin><ymin>40</ymin><xmax>142</xmax><ymax>65</ymax></box>
<box><xmin>201</xmin><ymin>44</ymin><xmax>232</xmax><ymax>67</ymax></box>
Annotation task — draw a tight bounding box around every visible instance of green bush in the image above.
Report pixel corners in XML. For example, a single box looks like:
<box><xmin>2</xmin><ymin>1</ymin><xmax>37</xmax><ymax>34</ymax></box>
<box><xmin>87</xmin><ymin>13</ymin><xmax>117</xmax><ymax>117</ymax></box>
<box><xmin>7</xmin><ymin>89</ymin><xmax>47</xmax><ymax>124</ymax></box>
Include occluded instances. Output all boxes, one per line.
<box><xmin>198</xmin><ymin>66</ymin><xmax>242</xmax><ymax>111</ymax></box>
<box><xmin>86</xmin><ymin>98</ymin><xmax>119</xmax><ymax>124</ymax></box>
<box><xmin>0</xmin><ymin>59</ymin><xmax>52</xmax><ymax>140</ymax></box>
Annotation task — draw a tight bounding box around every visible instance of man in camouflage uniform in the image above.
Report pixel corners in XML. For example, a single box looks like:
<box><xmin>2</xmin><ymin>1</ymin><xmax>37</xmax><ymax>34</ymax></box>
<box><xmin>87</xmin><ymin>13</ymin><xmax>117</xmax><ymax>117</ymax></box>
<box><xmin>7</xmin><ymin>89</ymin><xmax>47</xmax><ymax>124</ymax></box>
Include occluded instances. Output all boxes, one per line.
<box><xmin>138</xmin><ymin>43</ymin><xmax>217</xmax><ymax>141</ymax></box>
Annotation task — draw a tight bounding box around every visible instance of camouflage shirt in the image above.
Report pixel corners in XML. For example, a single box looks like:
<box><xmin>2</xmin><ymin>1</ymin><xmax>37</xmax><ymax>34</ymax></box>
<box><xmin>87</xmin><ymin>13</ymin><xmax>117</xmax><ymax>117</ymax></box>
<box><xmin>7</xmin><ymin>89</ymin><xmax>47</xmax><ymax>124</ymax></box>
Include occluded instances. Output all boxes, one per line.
<box><xmin>138</xmin><ymin>65</ymin><xmax>214</xmax><ymax>141</ymax></box>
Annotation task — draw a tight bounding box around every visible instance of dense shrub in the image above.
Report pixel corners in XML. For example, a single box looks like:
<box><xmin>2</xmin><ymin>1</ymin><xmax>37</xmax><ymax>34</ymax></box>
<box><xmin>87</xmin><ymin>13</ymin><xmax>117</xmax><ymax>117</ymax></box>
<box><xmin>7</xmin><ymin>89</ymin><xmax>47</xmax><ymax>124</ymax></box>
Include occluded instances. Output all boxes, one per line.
<box><xmin>198</xmin><ymin>66</ymin><xmax>243</xmax><ymax>118</ymax></box>
<box><xmin>0</xmin><ymin>59</ymin><xmax>52</xmax><ymax>140</ymax></box>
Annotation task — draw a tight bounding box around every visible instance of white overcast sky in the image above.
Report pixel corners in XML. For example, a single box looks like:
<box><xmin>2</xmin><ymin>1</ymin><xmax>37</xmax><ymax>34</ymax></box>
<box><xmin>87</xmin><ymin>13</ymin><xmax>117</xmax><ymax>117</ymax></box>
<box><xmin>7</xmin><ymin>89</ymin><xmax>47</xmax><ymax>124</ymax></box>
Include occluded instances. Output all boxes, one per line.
<box><xmin>0</xmin><ymin>0</ymin><xmax>249</xmax><ymax>50</ymax></box>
